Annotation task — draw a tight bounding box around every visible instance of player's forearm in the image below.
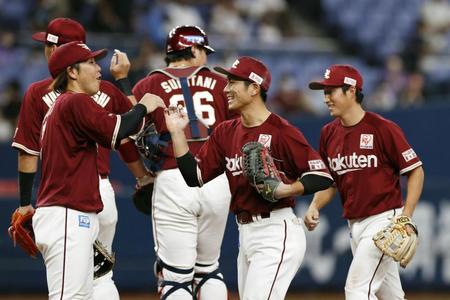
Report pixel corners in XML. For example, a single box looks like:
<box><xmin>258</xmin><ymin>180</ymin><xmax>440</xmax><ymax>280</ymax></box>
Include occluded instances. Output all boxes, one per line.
<box><xmin>170</xmin><ymin>130</ymin><xmax>189</xmax><ymax>158</ymax></box>
<box><xmin>275</xmin><ymin>174</ymin><xmax>333</xmax><ymax>199</ymax></box>
<box><xmin>18</xmin><ymin>152</ymin><xmax>38</xmax><ymax>173</ymax></box>
<box><xmin>125</xmin><ymin>159</ymin><xmax>149</xmax><ymax>179</ymax></box>
<box><xmin>310</xmin><ymin>186</ymin><xmax>337</xmax><ymax>210</ymax></box>
<box><xmin>402</xmin><ymin>166</ymin><xmax>424</xmax><ymax>217</ymax></box>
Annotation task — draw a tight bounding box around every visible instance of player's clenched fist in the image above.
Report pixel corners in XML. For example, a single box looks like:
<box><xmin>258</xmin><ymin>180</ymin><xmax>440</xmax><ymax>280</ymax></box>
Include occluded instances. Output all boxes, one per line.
<box><xmin>164</xmin><ymin>105</ymin><xmax>189</xmax><ymax>133</ymax></box>
<box><xmin>304</xmin><ymin>205</ymin><xmax>320</xmax><ymax>231</ymax></box>
<box><xmin>138</xmin><ymin>93</ymin><xmax>166</xmax><ymax>114</ymax></box>
<box><xmin>110</xmin><ymin>49</ymin><xmax>131</xmax><ymax>80</ymax></box>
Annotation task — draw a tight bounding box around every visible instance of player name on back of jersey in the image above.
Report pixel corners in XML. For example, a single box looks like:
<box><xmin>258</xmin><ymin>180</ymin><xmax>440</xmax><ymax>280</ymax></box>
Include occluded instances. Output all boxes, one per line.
<box><xmin>328</xmin><ymin>152</ymin><xmax>378</xmax><ymax>175</ymax></box>
<box><xmin>160</xmin><ymin>75</ymin><xmax>217</xmax><ymax>93</ymax></box>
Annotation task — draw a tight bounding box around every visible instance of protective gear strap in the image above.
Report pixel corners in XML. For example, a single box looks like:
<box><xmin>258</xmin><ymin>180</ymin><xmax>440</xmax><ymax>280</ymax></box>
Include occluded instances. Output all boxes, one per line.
<box><xmin>117</xmin><ymin>104</ymin><xmax>147</xmax><ymax>140</ymax></box>
<box><xmin>118</xmin><ymin>140</ymin><xmax>140</xmax><ymax>163</ymax></box>
<box><xmin>193</xmin><ymin>268</ymin><xmax>224</xmax><ymax>300</ymax></box>
<box><xmin>299</xmin><ymin>174</ymin><xmax>333</xmax><ymax>195</ymax></box>
<box><xmin>156</xmin><ymin>258</ymin><xmax>194</xmax><ymax>299</ymax></box>
<box><xmin>179</xmin><ymin>77</ymin><xmax>200</xmax><ymax>138</ymax></box>
<box><xmin>176</xmin><ymin>152</ymin><xmax>200</xmax><ymax>187</ymax></box>
<box><xmin>18</xmin><ymin>171</ymin><xmax>35</xmax><ymax>206</ymax></box>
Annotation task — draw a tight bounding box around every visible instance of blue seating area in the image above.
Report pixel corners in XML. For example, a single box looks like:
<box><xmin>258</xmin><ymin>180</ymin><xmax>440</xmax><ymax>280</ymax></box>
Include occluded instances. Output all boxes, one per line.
<box><xmin>322</xmin><ymin>0</ymin><xmax>423</xmax><ymax>63</ymax></box>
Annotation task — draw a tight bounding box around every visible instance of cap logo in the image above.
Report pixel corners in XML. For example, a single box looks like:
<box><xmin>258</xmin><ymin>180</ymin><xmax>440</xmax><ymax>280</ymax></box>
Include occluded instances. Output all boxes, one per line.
<box><xmin>324</xmin><ymin>69</ymin><xmax>331</xmax><ymax>79</ymax></box>
<box><xmin>249</xmin><ymin>72</ymin><xmax>263</xmax><ymax>85</ymax></box>
<box><xmin>46</xmin><ymin>33</ymin><xmax>59</xmax><ymax>44</ymax></box>
<box><xmin>344</xmin><ymin>77</ymin><xmax>356</xmax><ymax>86</ymax></box>
<box><xmin>184</xmin><ymin>35</ymin><xmax>205</xmax><ymax>44</ymax></box>
<box><xmin>78</xmin><ymin>43</ymin><xmax>91</xmax><ymax>50</ymax></box>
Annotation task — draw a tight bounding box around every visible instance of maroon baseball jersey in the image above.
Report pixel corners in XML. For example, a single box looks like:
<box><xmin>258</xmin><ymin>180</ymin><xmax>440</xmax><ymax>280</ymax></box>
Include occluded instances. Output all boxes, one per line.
<box><xmin>319</xmin><ymin>112</ymin><xmax>423</xmax><ymax>219</ymax></box>
<box><xmin>37</xmin><ymin>92</ymin><xmax>121</xmax><ymax>212</ymax></box>
<box><xmin>12</xmin><ymin>79</ymin><xmax>132</xmax><ymax>176</ymax></box>
<box><xmin>132</xmin><ymin>66</ymin><xmax>236</xmax><ymax>170</ymax></box>
<box><xmin>195</xmin><ymin>113</ymin><xmax>332</xmax><ymax>215</ymax></box>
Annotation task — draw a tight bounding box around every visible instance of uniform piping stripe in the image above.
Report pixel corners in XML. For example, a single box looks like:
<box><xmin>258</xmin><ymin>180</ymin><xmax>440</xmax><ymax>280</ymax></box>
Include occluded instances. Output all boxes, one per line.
<box><xmin>368</xmin><ymin>209</ymin><xmax>397</xmax><ymax>299</ymax></box>
<box><xmin>111</xmin><ymin>115</ymin><xmax>121</xmax><ymax>149</ymax></box>
<box><xmin>267</xmin><ymin>220</ymin><xmax>287</xmax><ymax>300</ymax></box>
<box><xmin>60</xmin><ymin>208</ymin><xmax>68</xmax><ymax>300</ymax></box>
<box><xmin>197</xmin><ymin>166</ymin><xmax>204</xmax><ymax>187</ymax></box>
<box><xmin>301</xmin><ymin>171</ymin><xmax>334</xmax><ymax>180</ymax></box>
<box><xmin>367</xmin><ymin>253</ymin><xmax>384</xmax><ymax>299</ymax></box>
<box><xmin>11</xmin><ymin>143</ymin><xmax>40</xmax><ymax>156</ymax></box>
<box><xmin>400</xmin><ymin>161</ymin><xmax>422</xmax><ymax>175</ymax></box>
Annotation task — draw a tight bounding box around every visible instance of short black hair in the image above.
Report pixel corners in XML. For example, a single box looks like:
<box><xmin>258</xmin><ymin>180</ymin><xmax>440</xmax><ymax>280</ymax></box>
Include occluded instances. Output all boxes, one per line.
<box><xmin>228</xmin><ymin>74</ymin><xmax>268</xmax><ymax>102</ymax></box>
<box><xmin>342</xmin><ymin>84</ymin><xmax>364</xmax><ymax>103</ymax></box>
<box><xmin>164</xmin><ymin>47</ymin><xmax>195</xmax><ymax>66</ymax></box>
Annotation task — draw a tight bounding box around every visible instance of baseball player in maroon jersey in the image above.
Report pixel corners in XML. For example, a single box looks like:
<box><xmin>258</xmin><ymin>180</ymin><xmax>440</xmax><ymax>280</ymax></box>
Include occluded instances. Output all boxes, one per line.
<box><xmin>11</xmin><ymin>18</ymin><xmax>153</xmax><ymax>299</ymax></box>
<box><xmin>304</xmin><ymin>65</ymin><xmax>425</xmax><ymax>299</ymax></box>
<box><xmin>132</xmin><ymin>25</ymin><xmax>235</xmax><ymax>299</ymax></box>
<box><xmin>164</xmin><ymin>56</ymin><xmax>333</xmax><ymax>299</ymax></box>
<box><xmin>31</xmin><ymin>41</ymin><xmax>164</xmax><ymax>299</ymax></box>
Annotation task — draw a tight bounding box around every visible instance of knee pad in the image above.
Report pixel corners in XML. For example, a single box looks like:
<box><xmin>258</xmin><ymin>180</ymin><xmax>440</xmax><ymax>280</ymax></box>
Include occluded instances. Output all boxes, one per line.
<box><xmin>193</xmin><ymin>262</ymin><xmax>227</xmax><ymax>300</ymax></box>
<box><xmin>155</xmin><ymin>258</ymin><xmax>194</xmax><ymax>299</ymax></box>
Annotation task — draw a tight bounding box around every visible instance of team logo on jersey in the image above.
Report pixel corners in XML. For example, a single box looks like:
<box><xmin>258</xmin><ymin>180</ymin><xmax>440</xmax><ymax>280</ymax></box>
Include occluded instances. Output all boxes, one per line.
<box><xmin>308</xmin><ymin>159</ymin><xmax>326</xmax><ymax>170</ymax></box>
<box><xmin>328</xmin><ymin>153</ymin><xmax>378</xmax><ymax>175</ymax></box>
<box><xmin>226</xmin><ymin>154</ymin><xmax>243</xmax><ymax>176</ymax></box>
<box><xmin>258</xmin><ymin>134</ymin><xmax>272</xmax><ymax>148</ymax></box>
<box><xmin>78</xmin><ymin>215</ymin><xmax>91</xmax><ymax>228</ymax></box>
<box><xmin>360</xmin><ymin>134</ymin><xmax>374</xmax><ymax>149</ymax></box>
<box><xmin>402</xmin><ymin>148</ymin><xmax>417</xmax><ymax>162</ymax></box>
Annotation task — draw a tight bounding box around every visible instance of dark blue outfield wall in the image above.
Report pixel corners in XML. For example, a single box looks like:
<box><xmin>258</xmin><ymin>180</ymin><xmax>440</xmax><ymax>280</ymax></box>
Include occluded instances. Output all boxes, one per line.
<box><xmin>0</xmin><ymin>104</ymin><xmax>448</xmax><ymax>293</ymax></box>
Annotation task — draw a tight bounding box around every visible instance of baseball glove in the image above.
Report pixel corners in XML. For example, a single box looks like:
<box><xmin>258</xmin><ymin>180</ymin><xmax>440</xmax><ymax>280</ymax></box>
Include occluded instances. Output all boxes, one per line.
<box><xmin>241</xmin><ymin>142</ymin><xmax>282</xmax><ymax>203</ymax></box>
<box><xmin>373</xmin><ymin>215</ymin><xmax>418</xmax><ymax>268</ymax></box>
<box><xmin>132</xmin><ymin>174</ymin><xmax>154</xmax><ymax>216</ymax></box>
<box><xmin>8</xmin><ymin>209</ymin><xmax>39</xmax><ymax>258</ymax></box>
<box><xmin>94</xmin><ymin>240</ymin><xmax>115</xmax><ymax>279</ymax></box>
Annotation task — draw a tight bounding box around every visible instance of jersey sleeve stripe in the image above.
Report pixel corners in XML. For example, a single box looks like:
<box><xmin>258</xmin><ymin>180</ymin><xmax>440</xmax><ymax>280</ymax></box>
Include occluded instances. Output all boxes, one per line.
<box><xmin>400</xmin><ymin>161</ymin><xmax>423</xmax><ymax>175</ymax></box>
<box><xmin>111</xmin><ymin>115</ymin><xmax>121</xmax><ymax>149</ymax></box>
<box><xmin>11</xmin><ymin>143</ymin><xmax>40</xmax><ymax>156</ymax></box>
<box><xmin>300</xmin><ymin>171</ymin><xmax>334</xmax><ymax>181</ymax></box>
<box><xmin>196</xmin><ymin>166</ymin><xmax>204</xmax><ymax>187</ymax></box>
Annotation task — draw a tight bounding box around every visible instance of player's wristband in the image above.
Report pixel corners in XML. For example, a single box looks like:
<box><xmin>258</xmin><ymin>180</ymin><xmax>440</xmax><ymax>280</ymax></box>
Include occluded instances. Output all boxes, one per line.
<box><xmin>116</xmin><ymin>78</ymin><xmax>133</xmax><ymax>96</ymax></box>
<box><xmin>19</xmin><ymin>171</ymin><xmax>36</xmax><ymax>206</ymax></box>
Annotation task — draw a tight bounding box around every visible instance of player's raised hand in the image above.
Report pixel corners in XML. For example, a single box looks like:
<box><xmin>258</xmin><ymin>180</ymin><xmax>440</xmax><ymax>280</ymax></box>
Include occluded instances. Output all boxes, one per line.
<box><xmin>164</xmin><ymin>105</ymin><xmax>189</xmax><ymax>133</ymax></box>
<box><xmin>304</xmin><ymin>205</ymin><xmax>320</xmax><ymax>231</ymax></box>
<box><xmin>110</xmin><ymin>49</ymin><xmax>131</xmax><ymax>80</ymax></box>
<box><xmin>139</xmin><ymin>93</ymin><xmax>166</xmax><ymax>114</ymax></box>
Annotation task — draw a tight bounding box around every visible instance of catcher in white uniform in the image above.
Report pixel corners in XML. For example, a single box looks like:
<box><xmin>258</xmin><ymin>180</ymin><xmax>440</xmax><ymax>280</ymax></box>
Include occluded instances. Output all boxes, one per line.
<box><xmin>132</xmin><ymin>26</ymin><xmax>236</xmax><ymax>299</ymax></box>
<box><xmin>304</xmin><ymin>64</ymin><xmax>424</xmax><ymax>299</ymax></box>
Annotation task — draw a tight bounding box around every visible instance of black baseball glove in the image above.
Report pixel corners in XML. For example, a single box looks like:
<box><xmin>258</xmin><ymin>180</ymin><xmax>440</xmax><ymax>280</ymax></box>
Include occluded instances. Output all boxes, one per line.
<box><xmin>241</xmin><ymin>142</ymin><xmax>282</xmax><ymax>202</ymax></box>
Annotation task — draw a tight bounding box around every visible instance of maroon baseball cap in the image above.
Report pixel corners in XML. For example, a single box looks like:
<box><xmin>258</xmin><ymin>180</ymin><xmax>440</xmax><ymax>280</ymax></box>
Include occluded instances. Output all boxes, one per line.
<box><xmin>32</xmin><ymin>18</ymin><xmax>86</xmax><ymax>45</ymax></box>
<box><xmin>214</xmin><ymin>56</ymin><xmax>272</xmax><ymax>91</ymax></box>
<box><xmin>309</xmin><ymin>64</ymin><xmax>363</xmax><ymax>90</ymax></box>
<box><xmin>48</xmin><ymin>41</ymin><xmax>107</xmax><ymax>78</ymax></box>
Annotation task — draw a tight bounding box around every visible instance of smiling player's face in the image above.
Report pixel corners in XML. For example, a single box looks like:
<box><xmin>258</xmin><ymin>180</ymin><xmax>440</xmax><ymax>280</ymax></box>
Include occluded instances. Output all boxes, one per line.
<box><xmin>76</xmin><ymin>58</ymin><xmax>102</xmax><ymax>95</ymax></box>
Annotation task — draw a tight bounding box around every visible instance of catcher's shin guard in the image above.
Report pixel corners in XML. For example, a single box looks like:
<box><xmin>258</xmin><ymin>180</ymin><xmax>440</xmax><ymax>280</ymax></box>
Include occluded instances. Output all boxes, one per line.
<box><xmin>154</xmin><ymin>257</ymin><xmax>194</xmax><ymax>299</ymax></box>
<box><xmin>193</xmin><ymin>262</ymin><xmax>227</xmax><ymax>300</ymax></box>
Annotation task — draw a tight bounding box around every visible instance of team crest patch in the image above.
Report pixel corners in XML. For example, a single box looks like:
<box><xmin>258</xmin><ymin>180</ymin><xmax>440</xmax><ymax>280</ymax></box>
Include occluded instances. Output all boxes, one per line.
<box><xmin>79</xmin><ymin>215</ymin><xmax>90</xmax><ymax>228</ymax></box>
<box><xmin>402</xmin><ymin>149</ymin><xmax>417</xmax><ymax>162</ymax></box>
<box><xmin>308</xmin><ymin>159</ymin><xmax>326</xmax><ymax>170</ymax></box>
<box><xmin>360</xmin><ymin>134</ymin><xmax>374</xmax><ymax>149</ymax></box>
<box><xmin>258</xmin><ymin>134</ymin><xmax>272</xmax><ymax>148</ymax></box>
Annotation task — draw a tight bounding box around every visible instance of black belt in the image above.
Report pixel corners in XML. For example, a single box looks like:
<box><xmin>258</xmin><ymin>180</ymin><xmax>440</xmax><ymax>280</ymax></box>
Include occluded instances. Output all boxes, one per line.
<box><xmin>100</xmin><ymin>174</ymin><xmax>108</xmax><ymax>179</ymax></box>
<box><xmin>236</xmin><ymin>211</ymin><xmax>271</xmax><ymax>224</ymax></box>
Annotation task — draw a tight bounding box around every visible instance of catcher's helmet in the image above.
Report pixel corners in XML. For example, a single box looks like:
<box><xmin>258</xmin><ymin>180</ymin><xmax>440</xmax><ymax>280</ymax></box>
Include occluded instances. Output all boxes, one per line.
<box><xmin>166</xmin><ymin>25</ymin><xmax>215</xmax><ymax>54</ymax></box>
